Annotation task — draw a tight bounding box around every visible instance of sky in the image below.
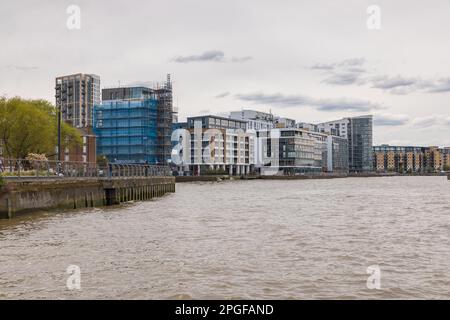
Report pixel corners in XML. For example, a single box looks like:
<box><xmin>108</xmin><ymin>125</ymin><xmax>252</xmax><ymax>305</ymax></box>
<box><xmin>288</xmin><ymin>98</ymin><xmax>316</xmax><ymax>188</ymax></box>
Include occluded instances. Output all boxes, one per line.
<box><xmin>1</xmin><ymin>0</ymin><xmax>450</xmax><ymax>146</ymax></box>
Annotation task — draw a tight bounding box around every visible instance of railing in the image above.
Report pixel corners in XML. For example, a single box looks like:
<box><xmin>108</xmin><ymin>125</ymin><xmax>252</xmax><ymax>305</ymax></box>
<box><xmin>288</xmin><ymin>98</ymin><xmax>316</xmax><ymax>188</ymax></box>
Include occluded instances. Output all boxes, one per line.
<box><xmin>0</xmin><ymin>159</ymin><xmax>171</xmax><ymax>179</ymax></box>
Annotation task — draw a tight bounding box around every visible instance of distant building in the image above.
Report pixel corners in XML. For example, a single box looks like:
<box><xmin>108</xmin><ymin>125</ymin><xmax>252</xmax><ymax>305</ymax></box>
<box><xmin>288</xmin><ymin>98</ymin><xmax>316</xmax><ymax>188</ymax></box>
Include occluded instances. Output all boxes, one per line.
<box><xmin>55</xmin><ymin>73</ymin><xmax>100</xmax><ymax>128</ymax></box>
<box><xmin>425</xmin><ymin>146</ymin><xmax>444</xmax><ymax>172</ymax></box>
<box><xmin>373</xmin><ymin>145</ymin><xmax>450</xmax><ymax>173</ymax></box>
<box><xmin>229</xmin><ymin>110</ymin><xmax>274</xmax><ymax>131</ymax></box>
<box><xmin>373</xmin><ymin>145</ymin><xmax>426</xmax><ymax>173</ymax></box>
<box><xmin>318</xmin><ymin>115</ymin><xmax>373</xmax><ymax>172</ymax></box>
<box><xmin>295</xmin><ymin>122</ymin><xmax>319</xmax><ymax>132</ymax></box>
<box><xmin>93</xmin><ymin>75</ymin><xmax>174</xmax><ymax>164</ymax></box>
<box><xmin>274</xmin><ymin>117</ymin><xmax>296</xmax><ymax>128</ymax></box>
<box><xmin>443</xmin><ymin>148</ymin><xmax>450</xmax><ymax>170</ymax></box>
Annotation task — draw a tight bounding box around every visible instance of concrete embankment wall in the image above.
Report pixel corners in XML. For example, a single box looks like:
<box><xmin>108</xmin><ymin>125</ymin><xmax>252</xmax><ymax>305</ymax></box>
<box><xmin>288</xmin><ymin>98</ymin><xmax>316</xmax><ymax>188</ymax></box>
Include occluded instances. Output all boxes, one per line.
<box><xmin>0</xmin><ymin>177</ymin><xmax>175</xmax><ymax>219</ymax></box>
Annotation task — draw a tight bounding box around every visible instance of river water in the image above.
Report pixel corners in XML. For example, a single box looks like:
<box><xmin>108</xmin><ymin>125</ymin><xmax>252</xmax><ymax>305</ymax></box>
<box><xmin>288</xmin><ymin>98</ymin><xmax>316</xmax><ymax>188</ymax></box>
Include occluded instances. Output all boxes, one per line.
<box><xmin>0</xmin><ymin>176</ymin><xmax>449</xmax><ymax>299</ymax></box>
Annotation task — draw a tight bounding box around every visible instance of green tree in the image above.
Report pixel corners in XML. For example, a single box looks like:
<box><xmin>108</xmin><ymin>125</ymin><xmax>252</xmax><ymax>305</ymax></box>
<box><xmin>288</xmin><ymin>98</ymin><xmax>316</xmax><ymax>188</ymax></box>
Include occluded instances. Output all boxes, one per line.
<box><xmin>0</xmin><ymin>97</ymin><xmax>82</xmax><ymax>159</ymax></box>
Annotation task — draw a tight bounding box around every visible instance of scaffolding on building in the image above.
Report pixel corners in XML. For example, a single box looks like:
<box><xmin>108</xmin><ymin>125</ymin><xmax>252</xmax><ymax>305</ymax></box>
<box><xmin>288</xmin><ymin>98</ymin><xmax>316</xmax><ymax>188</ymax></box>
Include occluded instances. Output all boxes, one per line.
<box><xmin>154</xmin><ymin>74</ymin><xmax>176</xmax><ymax>164</ymax></box>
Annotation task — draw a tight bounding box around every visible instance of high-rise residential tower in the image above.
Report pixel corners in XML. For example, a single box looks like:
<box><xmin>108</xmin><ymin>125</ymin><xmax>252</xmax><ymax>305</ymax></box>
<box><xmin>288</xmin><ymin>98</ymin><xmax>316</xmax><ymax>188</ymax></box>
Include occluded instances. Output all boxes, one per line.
<box><xmin>55</xmin><ymin>73</ymin><xmax>101</xmax><ymax>128</ymax></box>
<box><xmin>318</xmin><ymin>115</ymin><xmax>373</xmax><ymax>172</ymax></box>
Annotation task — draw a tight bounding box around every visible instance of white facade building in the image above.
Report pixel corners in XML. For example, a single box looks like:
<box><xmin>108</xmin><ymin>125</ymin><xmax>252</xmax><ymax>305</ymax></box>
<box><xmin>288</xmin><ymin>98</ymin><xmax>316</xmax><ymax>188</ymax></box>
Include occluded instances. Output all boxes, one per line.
<box><xmin>229</xmin><ymin>110</ymin><xmax>274</xmax><ymax>131</ymax></box>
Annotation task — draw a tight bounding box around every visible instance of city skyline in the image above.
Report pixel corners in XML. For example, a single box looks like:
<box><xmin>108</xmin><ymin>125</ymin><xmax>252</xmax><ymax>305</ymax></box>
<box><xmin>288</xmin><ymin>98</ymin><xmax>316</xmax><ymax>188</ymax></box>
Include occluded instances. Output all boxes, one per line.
<box><xmin>1</xmin><ymin>0</ymin><xmax>450</xmax><ymax>147</ymax></box>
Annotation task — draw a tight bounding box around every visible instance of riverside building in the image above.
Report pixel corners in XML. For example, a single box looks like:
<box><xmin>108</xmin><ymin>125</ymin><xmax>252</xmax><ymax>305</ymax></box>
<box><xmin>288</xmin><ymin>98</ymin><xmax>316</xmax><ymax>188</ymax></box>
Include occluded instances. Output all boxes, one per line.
<box><xmin>172</xmin><ymin>115</ymin><xmax>254</xmax><ymax>176</ymax></box>
<box><xmin>318</xmin><ymin>115</ymin><xmax>373</xmax><ymax>172</ymax></box>
<box><xmin>55</xmin><ymin>73</ymin><xmax>100</xmax><ymax>163</ymax></box>
<box><xmin>55</xmin><ymin>73</ymin><xmax>100</xmax><ymax>128</ymax></box>
<box><xmin>93</xmin><ymin>75</ymin><xmax>174</xmax><ymax>164</ymax></box>
<box><xmin>373</xmin><ymin>145</ymin><xmax>450</xmax><ymax>173</ymax></box>
<box><xmin>255</xmin><ymin>128</ymin><xmax>349</xmax><ymax>175</ymax></box>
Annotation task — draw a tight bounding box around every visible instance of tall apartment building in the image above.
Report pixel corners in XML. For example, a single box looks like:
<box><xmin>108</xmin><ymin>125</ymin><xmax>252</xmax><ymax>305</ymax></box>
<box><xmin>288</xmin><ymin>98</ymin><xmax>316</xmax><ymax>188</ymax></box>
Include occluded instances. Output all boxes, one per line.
<box><xmin>318</xmin><ymin>115</ymin><xmax>373</xmax><ymax>172</ymax></box>
<box><xmin>93</xmin><ymin>76</ymin><xmax>174</xmax><ymax>164</ymax></box>
<box><xmin>55</xmin><ymin>73</ymin><xmax>100</xmax><ymax>128</ymax></box>
<box><xmin>55</xmin><ymin>73</ymin><xmax>100</xmax><ymax>163</ymax></box>
<box><xmin>173</xmin><ymin>115</ymin><xmax>254</xmax><ymax>175</ymax></box>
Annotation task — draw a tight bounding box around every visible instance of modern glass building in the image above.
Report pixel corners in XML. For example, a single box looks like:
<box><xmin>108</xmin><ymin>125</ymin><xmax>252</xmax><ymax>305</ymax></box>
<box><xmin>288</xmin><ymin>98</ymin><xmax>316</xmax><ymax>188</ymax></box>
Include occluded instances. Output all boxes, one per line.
<box><xmin>318</xmin><ymin>115</ymin><xmax>373</xmax><ymax>172</ymax></box>
<box><xmin>326</xmin><ymin>135</ymin><xmax>349</xmax><ymax>173</ymax></box>
<box><xmin>348</xmin><ymin>116</ymin><xmax>373</xmax><ymax>172</ymax></box>
<box><xmin>257</xmin><ymin>128</ymin><xmax>331</xmax><ymax>175</ymax></box>
<box><xmin>93</xmin><ymin>79</ymin><xmax>175</xmax><ymax>165</ymax></box>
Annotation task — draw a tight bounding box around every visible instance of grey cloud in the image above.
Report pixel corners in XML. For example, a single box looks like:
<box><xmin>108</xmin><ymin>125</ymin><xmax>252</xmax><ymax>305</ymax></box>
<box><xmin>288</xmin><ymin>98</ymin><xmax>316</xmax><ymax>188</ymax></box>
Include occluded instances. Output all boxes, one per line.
<box><xmin>374</xmin><ymin>113</ymin><xmax>410</xmax><ymax>126</ymax></box>
<box><xmin>339</xmin><ymin>58</ymin><xmax>365</xmax><ymax>67</ymax></box>
<box><xmin>230</xmin><ymin>56</ymin><xmax>253</xmax><ymax>63</ymax></box>
<box><xmin>322</xmin><ymin>72</ymin><xmax>365</xmax><ymax>85</ymax></box>
<box><xmin>215</xmin><ymin>92</ymin><xmax>230</xmax><ymax>98</ymax></box>
<box><xmin>171</xmin><ymin>50</ymin><xmax>225</xmax><ymax>63</ymax></box>
<box><xmin>316</xmin><ymin>97</ymin><xmax>380</xmax><ymax>112</ymax></box>
<box><xmin>310</xmin><ymin>58</ymin><xmax>365</xmax><ymax>71</ymax></box>
<box><xmin>310</xmin><ymin>63</ymin><xmax>335</xmax><ymax>70</ymax></box>
<box><xmin>371</xmin><ymin>76</ymin><xmax>417</xmax><ymax>90</ymax></box>
<box><xmin>372</xmin><ymin>77</ymin><xmax>450</xmax><ymax>94</ymax></box>
<box><xmin>445</xmin><ymin>116</ymin><xmax>450</xmax><ymax>125</ymax></box>
<box><xmin>171</xmin><ymin>51</ymin><xmax>252</xmax><ymax>64</ymax></box>
<box><xmin>234</xmin><ymin>92</ymin><xmax>382</xmax><ymax>112</ymax></box>
<box><xmin>427</xmin><ymin>78</ymin><xmax>450</xmax><ymax>93</ymax></box>
<box><xmin>313</xmin><ymin>58</ymin><xmax>367</xmax><ymax>86</ymax></box>
<box><xmin>312</xmin><ymin>59</ymin><xmax>450</xmax><ymax>95</ymax></box>
<box><xmin>411</xmin><ymin>115</ymin><xmax>450</xmax><ymax>127</ymax></box>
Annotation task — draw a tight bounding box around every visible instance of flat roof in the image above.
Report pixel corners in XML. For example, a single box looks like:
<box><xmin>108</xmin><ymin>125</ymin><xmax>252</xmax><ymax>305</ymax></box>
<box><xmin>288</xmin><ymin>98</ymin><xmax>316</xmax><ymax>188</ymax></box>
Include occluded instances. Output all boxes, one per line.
<box><xmin>56</xmin><ymin>73</ymin><xmax>99</xmax><ymax>79</ymax></box>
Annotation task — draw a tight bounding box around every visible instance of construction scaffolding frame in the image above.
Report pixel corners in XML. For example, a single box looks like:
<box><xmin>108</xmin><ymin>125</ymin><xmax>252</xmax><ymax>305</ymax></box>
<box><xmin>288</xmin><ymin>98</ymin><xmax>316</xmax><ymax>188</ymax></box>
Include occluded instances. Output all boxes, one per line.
<box><xmin>154</xmin><ymin>74</ymin><xmax>176</xmax><ymax>165</ymax></box>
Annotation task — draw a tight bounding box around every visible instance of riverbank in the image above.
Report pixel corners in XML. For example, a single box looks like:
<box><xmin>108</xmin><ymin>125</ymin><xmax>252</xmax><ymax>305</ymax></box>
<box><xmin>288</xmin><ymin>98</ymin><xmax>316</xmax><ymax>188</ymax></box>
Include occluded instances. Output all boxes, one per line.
<box><xmin>0</xmin><ymin>176</ymin><xmax>175</xmax><ymax>219</ymax></box>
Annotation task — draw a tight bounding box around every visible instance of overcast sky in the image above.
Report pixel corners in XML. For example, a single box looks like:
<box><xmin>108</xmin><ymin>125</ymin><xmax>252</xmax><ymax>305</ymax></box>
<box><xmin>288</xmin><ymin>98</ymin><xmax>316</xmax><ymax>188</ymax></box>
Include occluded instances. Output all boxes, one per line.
<box><xmin>1</xmin><ymin>0</ymin><xmax>450</xmax><ymax>146</ymax></box>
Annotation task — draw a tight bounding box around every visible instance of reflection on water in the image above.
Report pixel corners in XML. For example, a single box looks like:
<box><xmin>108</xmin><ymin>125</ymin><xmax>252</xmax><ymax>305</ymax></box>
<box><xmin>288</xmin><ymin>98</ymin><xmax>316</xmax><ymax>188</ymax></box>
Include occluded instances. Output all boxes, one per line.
<box><xmin>1</xmin><ymin>176</ymin><xmax>450</xmax><ymax>299</ymax></box>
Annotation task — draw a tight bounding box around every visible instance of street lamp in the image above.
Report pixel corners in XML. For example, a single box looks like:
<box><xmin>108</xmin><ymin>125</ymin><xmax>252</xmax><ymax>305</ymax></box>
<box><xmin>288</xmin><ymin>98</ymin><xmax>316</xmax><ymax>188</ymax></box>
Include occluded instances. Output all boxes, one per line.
<box><xmin>57</xmin><ymin>104</ymin><xmax>61</xmax><ymax>162</ymax></box>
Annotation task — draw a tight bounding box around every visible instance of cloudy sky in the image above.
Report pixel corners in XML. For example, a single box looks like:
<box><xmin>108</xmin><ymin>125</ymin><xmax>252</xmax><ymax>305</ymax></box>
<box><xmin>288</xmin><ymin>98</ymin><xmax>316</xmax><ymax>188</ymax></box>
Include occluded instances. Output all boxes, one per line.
<box><xmin>1</xmin><ymin>0</ymin><xmax>450</xmax><ymax>146</ymax></box>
